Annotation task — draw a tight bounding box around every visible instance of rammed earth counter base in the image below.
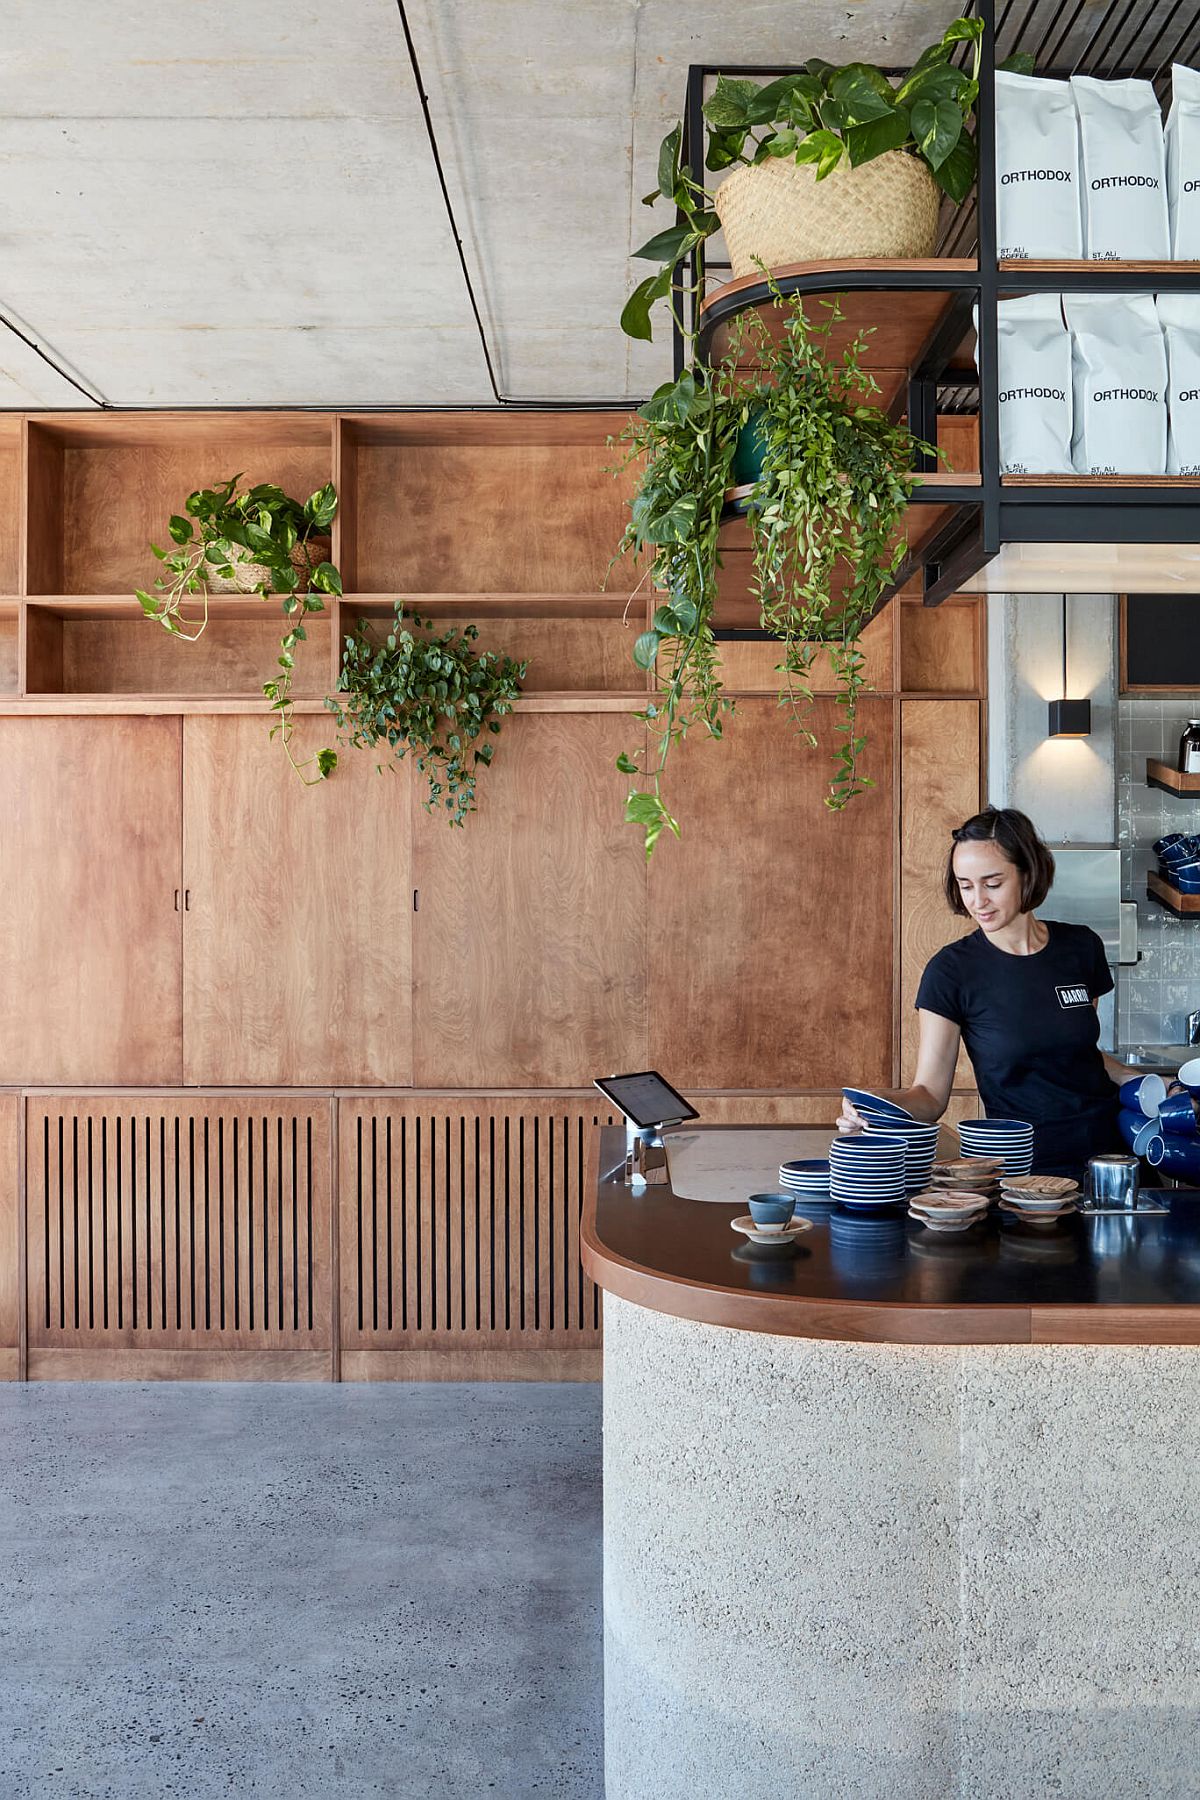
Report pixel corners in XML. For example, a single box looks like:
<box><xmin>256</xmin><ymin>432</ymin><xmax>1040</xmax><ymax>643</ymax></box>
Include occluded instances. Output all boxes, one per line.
<box><xmin>583</xmin><ymin>1126</ymin><xmax>1200</xmax><ymax>1800</ymax></box>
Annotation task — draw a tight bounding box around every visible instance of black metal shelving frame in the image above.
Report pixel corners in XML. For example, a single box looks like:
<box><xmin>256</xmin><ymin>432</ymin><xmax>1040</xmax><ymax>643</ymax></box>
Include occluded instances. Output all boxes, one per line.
<box><xmin>676</xmin><ymin>0</ymin><xmax>1200</xmax><ymax>605</ymax></box>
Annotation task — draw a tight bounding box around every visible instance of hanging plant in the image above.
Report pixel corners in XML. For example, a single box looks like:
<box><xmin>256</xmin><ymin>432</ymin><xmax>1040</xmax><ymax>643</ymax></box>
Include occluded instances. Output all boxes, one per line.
<box><xmin>612</xmin><ymin>288</ymin><xmax>936</xmax><ymax>855</ymax></box>
<box><xmin>328</xmin><ymin>603</ymin><xmax>526</xmax><ymax>825</ymax></box>
<box><xmin>136</xmin><ymin>475</ymin><xmax>342</xmax><ymax>783</ymax></box>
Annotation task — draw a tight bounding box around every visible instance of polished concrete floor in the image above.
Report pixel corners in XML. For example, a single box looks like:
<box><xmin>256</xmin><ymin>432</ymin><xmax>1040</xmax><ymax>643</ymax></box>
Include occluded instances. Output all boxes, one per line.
<box><xmin>0</xmin><ymin>1382</ymin><xmax>603</xmax><ymax>1799</ymax></box>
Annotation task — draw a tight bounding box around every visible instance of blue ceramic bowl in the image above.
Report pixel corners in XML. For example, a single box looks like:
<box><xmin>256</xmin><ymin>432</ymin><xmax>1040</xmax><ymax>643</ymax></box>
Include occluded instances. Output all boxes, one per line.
<box><xmin>1157</xmin><ymin>1089</ymin><xmax>1199</xmax><ymax>1137</ymax></box>
<box><xmin>1118</xmin><ymin>1107</ymin><xmax>1160</xmax><ymax>1156</ymax></box>
<box><xmin>1147</xmin><ymin>1134</ymin><xmax>1200</xmax><ymax>1180</ymax></box>
<box><xmin>747</xmin><ymin>1192</ymin><xmax>796</xmax><ymax>1229</ymax></box>
<box><xmin>1154</xmin><ymin>833</ymin><xmax>1186</xmax><ymax>858</ymax></box>
<box><xmin>1160</xmin><ymin>836</ymin><xmax>1198</xmax><ymax>865</ymax></box>
<box><xmin>1176</xmin><ymin>876</ymin><xmax>1200</xmax><ymax>895</ymax></box>
<box><xmin>1119</xmin><ymin>1074</ymin><xmax>1167</xmax><ymax>1116</ymax></box>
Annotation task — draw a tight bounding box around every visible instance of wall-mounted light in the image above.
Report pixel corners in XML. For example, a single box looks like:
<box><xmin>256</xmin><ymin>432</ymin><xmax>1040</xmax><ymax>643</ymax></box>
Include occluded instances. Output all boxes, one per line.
<box><xmin>1047</xmin><ymin>595</ymin><xmax>1092</xmax><ymax>738</ymax></box>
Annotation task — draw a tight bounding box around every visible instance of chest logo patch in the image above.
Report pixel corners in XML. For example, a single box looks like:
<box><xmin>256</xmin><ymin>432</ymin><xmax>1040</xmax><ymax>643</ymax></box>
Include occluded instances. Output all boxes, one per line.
<box><xmin>1055</xmin><ymin>983</ymin><xmax>1091</xmax><ymax>1009</ymax></box>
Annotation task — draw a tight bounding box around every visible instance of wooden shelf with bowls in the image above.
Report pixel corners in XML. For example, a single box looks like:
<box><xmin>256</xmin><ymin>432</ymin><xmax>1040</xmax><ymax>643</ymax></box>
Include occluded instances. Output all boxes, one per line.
<box><xmin>1148</xmin><ymin>872</ymin><xmax>1200</xmax><ymax>917</ymax></box>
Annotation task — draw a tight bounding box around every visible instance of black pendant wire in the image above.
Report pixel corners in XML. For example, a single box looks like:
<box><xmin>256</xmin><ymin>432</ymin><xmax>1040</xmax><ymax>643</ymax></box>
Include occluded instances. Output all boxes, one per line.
<box><xmin>0</xmin><ymin>305</ymin><xmax>108</xmax><ymax>408</ymax></box>
<box><xmin>1062</xmin><ymin>594</ymin><xmax>1069</xmax><ymax>699</ymax></box>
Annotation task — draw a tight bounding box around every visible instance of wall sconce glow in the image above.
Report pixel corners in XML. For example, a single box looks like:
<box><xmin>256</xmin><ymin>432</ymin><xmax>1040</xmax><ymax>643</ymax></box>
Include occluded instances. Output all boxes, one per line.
<box><xmin>1047</xmin><ymin>595</ymin><xmax>1091</xmax><ymax>739</ymax></box>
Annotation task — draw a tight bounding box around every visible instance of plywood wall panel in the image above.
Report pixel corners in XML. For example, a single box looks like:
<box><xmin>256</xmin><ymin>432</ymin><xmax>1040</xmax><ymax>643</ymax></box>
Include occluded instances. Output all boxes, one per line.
<box><xmin>648</xmin><ymin>696</ymin><xmax>895</xmax><ymax>1089</ymax></box>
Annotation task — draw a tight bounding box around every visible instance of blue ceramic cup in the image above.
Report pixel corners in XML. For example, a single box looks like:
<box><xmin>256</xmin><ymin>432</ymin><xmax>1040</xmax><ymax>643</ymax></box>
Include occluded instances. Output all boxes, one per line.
<box><xmin>747</xmin><ymin>1192</ymin><xmax>796</xmax><ymax>1231</ymax></box>
<box><xmin>1119</xmin><ymin>1074</ymin><xmax>1167</xmax><ymax>1117</ymax></box>
<box><xmin>1118</xmin><ymin>1107</ymin><xmax>1160</xmax><ymax>1156</ymax></box>
<box><xmin>1156</xmin><ymin>1089</ymin><xmax>1199</xmax><ymax>1137</ymax></box>
<box><xmin>1147</xmin><ymin>1134</ymin><xmax>1200</xmax><ymax>1180</ymax></box>
<box><xmin>1179</xmin><ymin>1058</ymin><xmax>1200</xmax><ymax>1096</ymax></box>
<box><xmin>1154</xmin><ymin>833</ymin><xmax>1185</xmax><ymax>857</ymax></box>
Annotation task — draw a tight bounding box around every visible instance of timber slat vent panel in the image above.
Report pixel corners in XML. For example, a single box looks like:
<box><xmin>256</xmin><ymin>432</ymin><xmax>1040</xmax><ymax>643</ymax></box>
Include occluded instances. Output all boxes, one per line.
<box><xmin>26</xmin><ymin>1099</ymin><xmax>331</xmax><ymax>1351</ymax></box>
<box><xmin>340</xmin><ymin>1100</ymin><xmax>613</xmax><ymax>1349</ymax></box>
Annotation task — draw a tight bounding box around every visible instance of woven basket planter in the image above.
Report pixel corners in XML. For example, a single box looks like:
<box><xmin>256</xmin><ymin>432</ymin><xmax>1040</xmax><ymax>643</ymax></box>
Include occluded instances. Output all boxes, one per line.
<box><xmin>714</xmin><ymin>151</ymin><xmax>941</xmax><ymax>274</ymax></box>
<box><xmin>203</xmin><ymin>535</ymin><xmax>332</xmax><ymax>595</ymax></box>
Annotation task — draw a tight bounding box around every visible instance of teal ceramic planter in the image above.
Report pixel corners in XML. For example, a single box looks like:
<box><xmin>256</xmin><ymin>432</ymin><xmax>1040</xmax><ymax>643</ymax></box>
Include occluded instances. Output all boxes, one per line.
<box><xmin>732</xmin><ymin>408</ymin><xmax>770</xmax><ymax>488</ymax></box>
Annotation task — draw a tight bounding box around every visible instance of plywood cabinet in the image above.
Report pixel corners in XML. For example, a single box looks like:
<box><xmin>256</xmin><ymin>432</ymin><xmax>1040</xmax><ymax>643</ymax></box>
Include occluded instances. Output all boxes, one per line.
<box><xmin>647</xmin><ymin>697</ymin><xmax>896</xmax><ymax>1090</ymax></box>
<box><xmin>0</xmin><ymin>716</ymin><xmax>183</xmax><ymax>1083</ymax></box>
<box><xmin>182</xmin><ymin>717</ymin><xmax>413</xmax><ymax>1086</ymax></box>
<box><xmin>411</xmin><ymin>712</ymin><xmax>647</xmax><ymax>1087</ymax></box>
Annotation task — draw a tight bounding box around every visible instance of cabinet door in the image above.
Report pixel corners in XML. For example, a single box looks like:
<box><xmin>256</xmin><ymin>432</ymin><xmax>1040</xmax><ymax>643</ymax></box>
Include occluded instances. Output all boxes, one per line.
<box><xmin>0</xmin><ymin>717</ymin><xmax>183</xmax><ymax>1083</ymax></box>
<box><xmin>647</xmin><ymin>697</ymin><xmax>896</xmax><ymax>1090</ymax></box>
<box><xmin>412</xmin><ymin>713</ymin><xmax>646</xmax><ymax>1087</ymax></box>
<box><xmin>183</xmin><ymin>716</ymin><xmax>412</xmax><ymax>1086</ymax></box>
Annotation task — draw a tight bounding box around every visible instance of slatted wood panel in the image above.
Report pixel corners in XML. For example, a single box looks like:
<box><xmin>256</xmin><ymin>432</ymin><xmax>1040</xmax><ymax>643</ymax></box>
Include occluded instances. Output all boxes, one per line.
<box><xmin>339</xmin><ymin>1099</ymin><xmax>611</xmax><ymax>1374</ymax></box>
<box><xmin>25</xmin><ymin>1099</ymin><xmax>332</xmax><ymax>1374</ymax></box>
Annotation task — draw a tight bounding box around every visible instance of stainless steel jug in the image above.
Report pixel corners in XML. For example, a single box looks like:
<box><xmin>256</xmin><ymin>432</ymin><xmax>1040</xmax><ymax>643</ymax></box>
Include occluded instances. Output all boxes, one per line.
<box><xmin>1088</xmin><ymin>1152</ymin><xmax>1141</xmax><ymax>1210</ymax></box>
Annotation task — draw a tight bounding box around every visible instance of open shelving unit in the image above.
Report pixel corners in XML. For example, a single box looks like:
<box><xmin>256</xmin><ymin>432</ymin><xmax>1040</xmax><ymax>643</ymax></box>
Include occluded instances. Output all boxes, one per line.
<box><xmin>678</xmin><ymin>0</ymin><xmax>1200</xmax><ymax>605</ymax></box>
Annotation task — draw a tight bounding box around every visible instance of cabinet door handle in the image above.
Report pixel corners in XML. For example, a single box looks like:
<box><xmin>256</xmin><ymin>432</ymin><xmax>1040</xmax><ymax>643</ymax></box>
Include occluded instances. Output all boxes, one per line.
<box><xmin>413</xmin><ymin>889</ymin><xmax>419</xmax><ymax>912</ymax></box>
<box><xmin>174</xmin><ymin>889</ymin><xmax>180</xmax><ymax>911</ymax></box>
<box><xmin>184</xmin><ymin>889</ymin><xmax>191</xmax><ymax>911</ymax></box>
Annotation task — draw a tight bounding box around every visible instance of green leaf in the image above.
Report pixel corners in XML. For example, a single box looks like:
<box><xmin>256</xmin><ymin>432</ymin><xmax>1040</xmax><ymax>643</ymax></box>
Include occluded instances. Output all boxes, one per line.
<box><xmin>702</xmin><ymin>74</ymin><xmax>758</xmax><ymax>130</ymax></box>
<box><xmin>134</xmin><ymin>589</ymin><xmax>159</xmax><ymax>617</ymax></box>
<box><xmin>930</xmin><ymin>133</ymin><xmax>975</xmax><ymax>203</ymax></box>
<box><xmin>639</xmin><ymin>370</ymin><xmax>697</xmax><ymax>425</ymax></box>
<box><xmin>794</xmin><ymin>128</ymin><xmax>846</xmax><ymax>179</ymax></box>
<box><xmin>632</xmin><ymin>631</ymin><xmax>662</xmax><ymax>670</ymax></box>
<box><xmin>657</xmin><ymin>124</ymin><xmax>681</xmax><ymax>201</ymax></box>
<box><xmin>310</xmin><ymin>561</ymin><xmax>343</xmax><ymax>596</ymax></box>
<box><xmin>167</xmin><ymin>515</ymin><xmax>193</xmax><ymax>544</ymax></box>
<box><xmin>829</xmin><ymin>68</ymin><xmax>895</xmax><ymax>124</ymax></box>
<box><xmin>632</xmin><ymin>223</ymin><xmax>693</xmax><ymax>264</ymax></box>
<box><xmin>620</xmin><ymin>267</ymin><xmax>672</xmax><ymax>341</ymax></box>
<box><xmin>912</xmin><ymin>97</ymin><xmax>963</xmax><ymax>170</ymax></box>
<box><xmin>845</xmin><ymin>108</ymin><xmax>911</xmax><ymax>166</ymax></box>
<box><xmin>624</xmin><ymin>790</ymin><xmax>666</xmax><ymax>826</ymax></box>
<box><xmin>942</xmin><ymin>16</ymin><xmax>984</xmax><ymax>46</ymax></box>
<box><xmin>765</xmin><ymin>128</ymin><xmax>798</xmax><ymax>158</ymax></box>
<box><xmin>897</xmin><ymin>63</ymin><xmax>971</xmax><ymax>108</ymax></box>
<box><xmin>998</xmin><ymin>52</ymin><xmax>1036</xmax><ymax>75</ymax></box>
<box><xmin>705</xmin><ymin>131</ymin><xmax>744</xmax><ymax>173</ymax></box>
<box><xmin>615</xmin><ymin>751</ymin><xmax>639</xmax><ymax>775</ymax></box>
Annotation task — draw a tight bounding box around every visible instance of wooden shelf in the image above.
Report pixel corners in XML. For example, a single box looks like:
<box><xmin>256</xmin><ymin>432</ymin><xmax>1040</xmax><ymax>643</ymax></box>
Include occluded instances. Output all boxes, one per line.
<box><xmin>1147</xmin><ymin>759</ymin><xmax>1200</xmax><ymax>796</ymax></box>
<box><xmin>1148</xmin><ymin>872</ymin><xmax>1200</xmax><ymax>915</ymax></box>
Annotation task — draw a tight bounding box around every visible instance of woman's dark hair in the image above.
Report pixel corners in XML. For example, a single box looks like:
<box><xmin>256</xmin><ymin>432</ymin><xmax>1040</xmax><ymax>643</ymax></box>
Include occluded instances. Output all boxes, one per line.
<box><xmin>944</xmin><ymin>807</ymin><xmax>1055</xmax><ymax>917</ymax></box>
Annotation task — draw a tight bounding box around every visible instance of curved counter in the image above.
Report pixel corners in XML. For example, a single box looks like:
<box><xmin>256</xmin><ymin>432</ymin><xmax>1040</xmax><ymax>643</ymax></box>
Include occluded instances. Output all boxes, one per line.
<box><xmin>584</xmin><ymin>1126</ymin><xmax>1200</xmax><ymax>1800</ymax></box>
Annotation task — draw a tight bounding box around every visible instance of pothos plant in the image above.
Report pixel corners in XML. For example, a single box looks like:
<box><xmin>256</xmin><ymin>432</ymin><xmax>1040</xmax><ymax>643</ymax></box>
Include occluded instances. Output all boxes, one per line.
<box><xmin>136</xmin><ymin>474</ymin><xmax>342</xmax><ymax>783</ymax></box>
<box><xmin>328</xmin><ymin>603</ymin><xmax>526</xmax><ymax>825</ymax></box>
<box><xmin>612</xmin><ymin>289</ymin><xmax>935</xmax><ymax>856</ymax></box>
<box><xmin>623</xmin><ymin>16</ymin><xmax>1032</xmax><ymax>343</ymax></box>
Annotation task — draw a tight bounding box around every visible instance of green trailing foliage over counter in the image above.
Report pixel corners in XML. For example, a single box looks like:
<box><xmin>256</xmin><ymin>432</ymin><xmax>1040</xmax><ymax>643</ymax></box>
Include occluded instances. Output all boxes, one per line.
<box><xmin>611</xmin><ymin>287</ymin><xmax>935</xmax><ymax>857</ymax></box>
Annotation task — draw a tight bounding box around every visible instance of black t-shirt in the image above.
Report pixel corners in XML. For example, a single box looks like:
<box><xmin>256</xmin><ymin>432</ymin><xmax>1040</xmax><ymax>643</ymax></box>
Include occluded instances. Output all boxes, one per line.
<box><xmin>915</xmin><ymin>920</ymin><xmax>1119</xmax><ymax>1174</ymax></box>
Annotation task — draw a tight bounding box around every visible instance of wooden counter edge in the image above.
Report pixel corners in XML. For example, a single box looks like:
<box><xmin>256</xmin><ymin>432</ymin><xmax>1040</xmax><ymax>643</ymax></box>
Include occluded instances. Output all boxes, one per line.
<box><xmin>581</xmin><ymin>1136</ymin><xmax>1031</xmax><ymax>1346</ymax></box>
<box><xmin>1030</xmin><ymin>1307</ymin><xmax>1200</xmax><ymax>1345</ymax></box>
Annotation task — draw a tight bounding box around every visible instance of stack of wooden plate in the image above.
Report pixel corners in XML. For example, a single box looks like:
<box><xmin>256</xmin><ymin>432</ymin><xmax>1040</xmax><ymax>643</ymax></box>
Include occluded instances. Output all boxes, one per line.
<box><xmin>928</xmin><ymin>1158</ymin><xmax>1002</xmax><ymax>1202</ymax></box>
<box><xmin>997</xmin><ymin>1174</ymin><xmax>1079</xmax><ymax>1229</ymax></box>
<box><xmin>908</xmin><ymin>1191</ymin><xmax>991</xmax><ymax>1234</ymax></box>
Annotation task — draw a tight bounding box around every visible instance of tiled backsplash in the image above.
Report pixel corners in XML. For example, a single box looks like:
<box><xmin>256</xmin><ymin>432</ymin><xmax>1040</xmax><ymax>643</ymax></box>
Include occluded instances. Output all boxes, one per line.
<box><xmin>1118</xmin><ymin>696</ymin><xmax>1200</xmax><ymax>1046</ymax></box>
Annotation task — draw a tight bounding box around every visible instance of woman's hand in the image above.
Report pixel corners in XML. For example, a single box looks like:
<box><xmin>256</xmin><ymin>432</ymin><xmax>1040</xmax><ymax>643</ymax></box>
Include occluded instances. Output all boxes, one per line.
<box><xmin>837</xmin><ymin>1097</ymin><xmax>865</xmax><ymax>1134</ymax></box>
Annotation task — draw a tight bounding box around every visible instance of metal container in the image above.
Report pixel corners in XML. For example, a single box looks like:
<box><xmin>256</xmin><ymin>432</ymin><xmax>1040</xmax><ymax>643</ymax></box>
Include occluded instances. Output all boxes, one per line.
<box><xmin>1088</xmin><ymin>1152</ymin><xmax>1141</xmax><ymax>1210</ymax></box>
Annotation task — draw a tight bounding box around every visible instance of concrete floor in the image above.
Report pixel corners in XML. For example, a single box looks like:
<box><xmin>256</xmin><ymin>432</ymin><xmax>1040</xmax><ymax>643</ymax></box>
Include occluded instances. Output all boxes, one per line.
<box><xmin>0</xmin><ymin>1382</ymin><xmax>603</xmax><ymax>1800</ymax></box>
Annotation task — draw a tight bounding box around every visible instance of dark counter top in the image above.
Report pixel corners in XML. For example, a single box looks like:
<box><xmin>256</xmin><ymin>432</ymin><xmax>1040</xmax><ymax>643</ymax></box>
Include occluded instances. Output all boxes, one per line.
<box><xmin>581</xmin><ymin>1126</ymin><xmax>1200</xmax><ymax>1345</ymax></box>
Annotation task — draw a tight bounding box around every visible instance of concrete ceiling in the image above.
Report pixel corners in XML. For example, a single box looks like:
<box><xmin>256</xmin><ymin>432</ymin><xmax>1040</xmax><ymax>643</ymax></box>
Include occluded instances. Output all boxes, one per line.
<box><xmin>0</xmin><ymin>0</ymin><xmax>968</xmax><ymax>409</ymax></box>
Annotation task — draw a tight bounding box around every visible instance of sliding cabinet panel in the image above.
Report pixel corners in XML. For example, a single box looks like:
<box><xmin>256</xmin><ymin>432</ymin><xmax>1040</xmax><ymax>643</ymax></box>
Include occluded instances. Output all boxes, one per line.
<box><xmin>0</xmin><ymin>717</ymin><xmax>182</xmax><ymax>1083</ymax></box>
<box><xmin>26</xmin><ymin>1097</ymin><xmax>331</xmax><ymax>1372</ymax></box>
<box><xmin>900</xmin><ymin>700</ymin><xmax>981</xmax><ymax>1086</ymax></box>
<box><xmin>183</xmin><ymin>717</ymin><xmax>412</xmax><ymax>1086</ymax></box>
<box><xmin>339</xmin><ymin>1097</ymin><xmax>609</xmax><ymax>1371</ymax></box>
<box><xmin>412</xmin><ymin>713</ymin><xmax>646</xmax><ymax>1087</ymax></box>
<box><xmin>648</xmin><ymin>697</ymin><xmax>895</xmax><ymax>1090</ymax></box>
<box><xmin>0</xmin><ymin>1096</ymin><xmax>17</xmax><ymax>1378</ymax></box>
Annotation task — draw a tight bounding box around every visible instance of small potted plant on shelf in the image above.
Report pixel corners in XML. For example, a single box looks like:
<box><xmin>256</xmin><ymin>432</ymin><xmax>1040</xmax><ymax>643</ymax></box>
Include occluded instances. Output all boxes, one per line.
<box><xmin>136</xmin><ymin>474</ymin><xmax>342</xmax><ymax>783</ymax></box>
<box><xmin>612</xmin><ymin>287</ymin><xmax>934</xmax><ymax>856</ymax></box>
<box><xmin>622</xmin><ymin>16</ymin><xmax>1033</xmax><ymax>341</ymax></box>
<box><xmin>328</xmin><ymin>603</ymin><xmax>526</xmax><ymax>824</ymax></box>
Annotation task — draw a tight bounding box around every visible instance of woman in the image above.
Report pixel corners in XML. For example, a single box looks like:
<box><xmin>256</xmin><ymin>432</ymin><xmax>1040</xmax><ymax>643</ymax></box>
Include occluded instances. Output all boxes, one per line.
<box><xmin>840</xmin><ymin>807</ymin><xmax>1135</xmax><ymax>1179</ymax></box>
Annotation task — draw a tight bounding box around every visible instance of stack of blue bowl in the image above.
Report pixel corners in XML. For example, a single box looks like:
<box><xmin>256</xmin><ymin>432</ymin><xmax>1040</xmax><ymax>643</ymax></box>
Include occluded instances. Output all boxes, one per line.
<box><xmin>859</xmin><ymin>1116</ymin><xmax>941</xmax><ymax>1192</ymax></box>
<box><xmin>958</xmin><ymin>1118</ymin><xmax>1035</xmax><ymax>1177</ymax></box>
<box><xmin>1154</xmin><ymin>834</ymin><xmax>1200</xmax><ymax>896</ymax></box>
<box><xmin>1129</xmin><ymin>1059</ymin><xmax>1200</xmax><ymax>1181</ymax></box>
<box><xmin>828</xmin><ymin>1135</ymin><xmax>907</xmax><ymax>1209</ymax></box>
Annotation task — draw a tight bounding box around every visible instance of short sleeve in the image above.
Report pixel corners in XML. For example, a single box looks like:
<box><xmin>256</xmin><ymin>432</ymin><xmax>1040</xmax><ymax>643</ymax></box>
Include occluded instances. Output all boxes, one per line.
<box><xmin>915</xmin><ymin>949</ymin><xmax>964</xmax><ymax>1024</ymax></box>
<box><xmin>1087</xmin><ymin>927</ymin><xmax>1114</xmax><ymax>1000</ymax></box>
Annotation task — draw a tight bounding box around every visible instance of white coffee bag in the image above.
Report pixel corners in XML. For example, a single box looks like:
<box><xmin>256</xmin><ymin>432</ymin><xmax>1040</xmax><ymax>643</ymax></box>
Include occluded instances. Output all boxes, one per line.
<box><xmin>1071</xmin><ymin>76</ymin><xmax>1169</xmax><ymax>260</ymax></box>
<box><xmin>974</xmin><ymin>296</ymin><xmax>1073</xmax><ymax>474</ymax></box>
<box><xmin>995</xmin><ymin>71</ymin><xmax>1082</xmax><ymax>260</ymax></box>
<box><xmin>1166</xmin><ymin>64</ymin><xmax>1200</xmax><ymax>257</ymax></box>
<box><xmin>1064</xmin><ymin>293</ymin><xmax>1168</xmax><ymax>474</ymax></box>
<box><xmin>1156</xmin><ymin>297</ymin><xmax>1200</xmax><ymax>474</ymax></box>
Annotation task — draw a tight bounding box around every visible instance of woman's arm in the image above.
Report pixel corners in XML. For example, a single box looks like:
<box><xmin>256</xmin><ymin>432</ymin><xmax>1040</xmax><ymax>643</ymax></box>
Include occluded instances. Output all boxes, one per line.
<box><xmin>839</xmin><ymin>1010</ymin><xmax>962</xmax><ymax>1130</ymax></box>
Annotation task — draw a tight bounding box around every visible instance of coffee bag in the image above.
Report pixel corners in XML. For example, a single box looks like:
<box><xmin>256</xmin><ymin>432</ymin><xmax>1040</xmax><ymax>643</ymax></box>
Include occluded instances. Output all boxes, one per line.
<box><xmin>1166</xmin><ymin>64</ymin><xmax>1200</xmax><ymax>257</ymax></box>
<box><xmin>975</xmin><ymin>295</ymin><xmax>1073</xmax><ymax>474</ymax></box>
<box><xmin>1157</xmin><ymin>297</ymin><xmax>1200</xmax><ymax>475</ymax></box>
<box><xmin>1071</xmin><ymin>76</ymin><xmax>1169</xmax><ymax>260</ymax></box>
<box><xmin>995</xmin><ymin>71</ymin><xmax>1082</xmax><ymax>260</ymax></box>
<box><xmin>1064</xmin><ymin>294</ymin><xmax>1167</xmax><ymax>474</ymax></box>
